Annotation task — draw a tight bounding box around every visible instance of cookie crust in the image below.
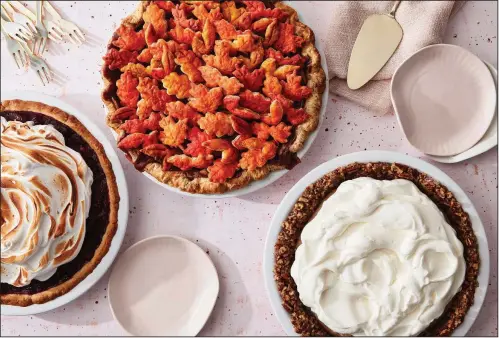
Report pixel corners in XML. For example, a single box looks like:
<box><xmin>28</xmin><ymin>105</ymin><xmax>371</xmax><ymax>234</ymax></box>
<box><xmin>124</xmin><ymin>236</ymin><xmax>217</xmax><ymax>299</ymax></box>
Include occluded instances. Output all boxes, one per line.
<box><xmin>274</xmin><ymin>162</ymin><xmax>479</xmax><ymax>336</ymax></box>
<box><xmin>101</xmin><ymin>1</ymin><xmax>326</xmax><ymax>194</ymax></box>
<box><xmin>0</xmin><ymin>100</ymin><xmax>120</xmax><ymax>307</ymax></box>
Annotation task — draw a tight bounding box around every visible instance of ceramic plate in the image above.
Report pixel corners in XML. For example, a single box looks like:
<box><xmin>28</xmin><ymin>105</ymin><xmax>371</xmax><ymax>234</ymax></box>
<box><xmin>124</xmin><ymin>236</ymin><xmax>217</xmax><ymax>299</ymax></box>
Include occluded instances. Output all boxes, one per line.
<box><xmin>263</xmin><ymin>150</ymin><xmax>490</xmax><ymax>336</ymax></box>
<box><xmin>135</xmin><ymin>4</ymin><xmax>329</xmax><ymax>199</ymax></box>
<box><xmin>427</xmin><ymin>61</ymin><xmax>498</xmax><ymax>163</ymax></box>
<box><xmin>1</xmin><ymin>91</ymin><xmax>129</xmax><ymax>316</ymax></box>
<box><xmin>391</xmin><ymin>44</ymin><xmax>496</xmax><ymax>156</ymax></box>
<box><xmin>108</xmin><ymin>236</ymin><xmax>219</xmax><ymax>336</ymax></box>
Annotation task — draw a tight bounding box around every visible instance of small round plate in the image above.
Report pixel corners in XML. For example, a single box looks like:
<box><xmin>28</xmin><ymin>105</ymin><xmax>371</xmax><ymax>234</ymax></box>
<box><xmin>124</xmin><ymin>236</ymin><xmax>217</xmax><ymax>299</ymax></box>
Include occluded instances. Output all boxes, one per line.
<box><xmin>108</xmin><ymin>235</ymin><xmax>219</xmax><ymax>336</ymax></box>
<box><xmin>426</xmin><ymin>61</ymin><xmax>498</xmax><ymax>163</ymax></box>
<box><xmin>263</xmin><ymin>150</ymin><xmax>490</xmax><ymax>336</ymax></box>
<box><xmin>1</xmin><ymin>91</ymin><xmax>129</xmax><ymax>316</ymax></box>
<box><xmin>391</xmin><ymin>44</ymin><xmax>497</xmax><ymax>156</ymax></box>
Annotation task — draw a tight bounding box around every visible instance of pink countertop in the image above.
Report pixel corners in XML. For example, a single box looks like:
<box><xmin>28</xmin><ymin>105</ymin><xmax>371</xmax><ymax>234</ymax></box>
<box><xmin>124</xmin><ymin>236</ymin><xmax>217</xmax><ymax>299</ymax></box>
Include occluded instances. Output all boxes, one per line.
<box><xmin>1</xmin><ymin>1</ymin><xmax>497</xmax><ymax>336</ymax></box>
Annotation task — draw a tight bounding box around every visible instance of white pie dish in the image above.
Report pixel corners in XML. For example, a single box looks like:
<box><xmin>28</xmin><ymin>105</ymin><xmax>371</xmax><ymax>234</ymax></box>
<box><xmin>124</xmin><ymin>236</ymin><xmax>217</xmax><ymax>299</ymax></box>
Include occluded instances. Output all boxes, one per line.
<box><xmin>1</xmin><ymin>91</ymin><xmax>129</xmax><ymax>316</ymax></box>
<box><xmin>426</xmin><ymin>61</ymin><xmax>497</xmax><ymax>163</ymax></box>
<box><xmin>263</xmin><ymin>150</ymin><xmax>490</xmax><ymax>336</ymax></box>
<box><xmin>108</xmin><ymin>235</ymin><xmax>219</xmax><ymax>336</ymax></box>
<box><xmin>391</xmin><ymin>44</ymin><xmax>497</xmax><ymax>156</ymax></box>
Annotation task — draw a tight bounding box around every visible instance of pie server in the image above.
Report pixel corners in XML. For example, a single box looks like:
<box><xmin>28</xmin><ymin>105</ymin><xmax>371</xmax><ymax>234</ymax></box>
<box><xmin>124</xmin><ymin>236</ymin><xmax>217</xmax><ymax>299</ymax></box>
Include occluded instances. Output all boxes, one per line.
<box><xmin>347</xmin><ymin>0</ymin><xmax>403</xmax><ymax>90</ymax></box>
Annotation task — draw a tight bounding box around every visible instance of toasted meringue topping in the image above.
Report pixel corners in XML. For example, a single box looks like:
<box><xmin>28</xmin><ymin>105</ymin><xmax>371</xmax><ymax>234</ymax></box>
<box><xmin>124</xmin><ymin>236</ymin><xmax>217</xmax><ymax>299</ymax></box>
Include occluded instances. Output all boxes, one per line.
<box><xmin>1</xmin><ymin>117</ymin><xmax>93</xmax><ymax>287</ymax></box>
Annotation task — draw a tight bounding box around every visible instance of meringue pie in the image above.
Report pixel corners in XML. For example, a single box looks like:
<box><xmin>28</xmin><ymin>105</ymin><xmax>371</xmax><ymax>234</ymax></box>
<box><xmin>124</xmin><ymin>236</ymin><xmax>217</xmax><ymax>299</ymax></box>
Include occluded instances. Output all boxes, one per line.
<box><xmin>274</xmin><ymin>162</ymin><xmax>479</xmax><ymax>336</ymax></box>
<box><xmin>1</xmin><ymin>100</ymin><xmax>119</xmax><ymax>306</ymax></box>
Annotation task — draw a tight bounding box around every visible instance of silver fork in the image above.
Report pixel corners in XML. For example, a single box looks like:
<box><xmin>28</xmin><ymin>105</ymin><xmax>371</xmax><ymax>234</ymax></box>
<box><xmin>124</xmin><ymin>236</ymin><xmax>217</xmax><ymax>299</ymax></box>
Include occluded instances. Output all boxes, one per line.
<box><xmin>33</xmin><ymin>0</ymin><xmax>47</xmax><ymax>55</ymax></box>
<box><xmin>0</xmin><ymin>22</ymin><xmax>28</xmax><ymax>69</ymax></box>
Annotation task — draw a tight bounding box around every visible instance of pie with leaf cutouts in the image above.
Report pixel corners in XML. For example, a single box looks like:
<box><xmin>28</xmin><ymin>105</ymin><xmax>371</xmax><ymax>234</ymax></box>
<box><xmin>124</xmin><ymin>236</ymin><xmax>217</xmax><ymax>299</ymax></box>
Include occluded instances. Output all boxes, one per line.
<box><xmin>102</xmin><ymin>0</ymin><xmax>326</xmax><ymax>194</ymax></box>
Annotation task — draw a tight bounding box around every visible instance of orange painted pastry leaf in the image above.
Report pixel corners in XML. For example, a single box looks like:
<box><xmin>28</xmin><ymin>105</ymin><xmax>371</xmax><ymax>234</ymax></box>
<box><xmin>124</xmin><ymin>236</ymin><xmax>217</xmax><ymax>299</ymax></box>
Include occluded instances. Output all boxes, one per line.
<box><xmin>199</xmin><ymin>65</ymin><xmax>243</xmax><ymax>95</ymax></box>
<box><xmin>251</xmin><ymin>122</ymin><xmax>270</xmax><ymax>140</ymax></box>
<box><xmin>159</xmin><ymin>116</ymin><xmax>189</xmax><ymax>147</ymax></box>
<box><xmin>188</xmin><ymin>84</ymin><xmax>223</xmax><ymax>113</ymax></box>
<box><xmin>286</xmin><ymin>107</ymin><xmax>309</xmax><ymax>125</ymax></box>
<box><xmin>175</xmin><ymin>49</ymin><xmax>203</xmax><ymax>83</ymax></box>
<box><xmin>172</xmin><ymin>5</ymin><xmax>201</xmax><ymax>31</ymax></box>
<box><xmin>117</xmin><ymin>71</ymin><xmax>139</xmax><ymax>108</ymax></box>
<box><xmin>113</xmin><ymin>24</ymin><xmax>146</xmax><ymax>51</ymax></box>
<box><xmin>265</xmin><ymin>48</ymin><xmax>307</xmax><ymax>66</ymax></box>
<box><xmin>233</xmin><ymin>66</ymin><xmax>265</xmax><ymax>92</ymax></box>
<box><xmin>184</xmin><ymin>126</ymin><xmax>212</xmax><ymax>156</ymax></box>
<box><xmin>165</xmin><ymin>101</ymin><xmax>202</xmax><ymax>124</ymax></box>
<box><xmin>202</xmin><ymin>40</ymin><xmax>242</xmax><ymax>75</ymax></box>
<box><xmin>137</xmin><ymin>77</ymin><xmax>175</xmax><ymax>111</ymax></box>
<box><xmin>168</xmin><ymin>24</ymin><xmax>196</xmax><ymax>45</ymax></box>
<box><xmin>261</xmin><ymin>99</ymin><xmax>283</xmax><ymax>126</ymax></box>
<box><xmin>207</xmin><ymin>160</ymin><xmax>239</xmax><ymax>183</ymax></box>
<box><xmin>103</xmin><ymin>49</ymin><xmax>138</xmax><ymax>70</ymax></box>
<box><xmin>269</xmin><ymin>122</ymin><xmax>291</xmax><ymax>143</ymax></box>
<box><xmin>192</xmin><ymin>19</ymin><xmax>216</xmax><ymax>56</ymax></box>
<box><xmin>198</xmin><ymin>112</ymin><xmax>234</xmax><ymax>137</ymax></box>
<box><xmin>213</xmin><ymin>19</ymin><xmax>239</xmax><ymax>40</ymax></box>
<box><xmin>143</xmin><ymin>3</ymin><xmax>168</xmax><ymax>39</ymax></box>
<box><xmin>239</xmin><ymin>90</ymin><xmax>271</xmax><ymax>113</ymax></box>
<box><xmin>167</xmin><ymin>154</ymin><xmax>213</xmax><ymax>170</ymax></box>
<box><xmin>282</xmin><ymin>72</ymin><xmax>312</xmax><ymax>101</ymax></box>
<box><xmin>162</xmin><ymin>73</ymin><xmax>193</xmax><ymax>99</ymax></box>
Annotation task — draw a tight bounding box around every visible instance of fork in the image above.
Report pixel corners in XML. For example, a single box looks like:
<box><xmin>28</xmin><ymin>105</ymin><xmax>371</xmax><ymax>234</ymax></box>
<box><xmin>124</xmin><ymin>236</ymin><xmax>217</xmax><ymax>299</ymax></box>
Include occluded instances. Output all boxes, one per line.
<box><xmin>8</xmin><ymin>0</ymin><xmax>63</xmax><ymax>43</ymax></box>
<box><xmin>18</xmin><ymin>40</ymin><xmax>52</xmax><ymax>85</ymax></box>
<box><xmin>0</xmin><ymin>20</ymin><xmax>28</xmax><ymax>69</ymax></box>
<box><xmin>33</xmin><ymin>0</ymin><xmax>47</xmax><ymax>55</ymax></box>
<box><xmin>1</xmin><ymin>1</ymin><xmax>37</xmax><ymax>35</ymax></box>
<box><xmin>0</xmin><ymin>11</ymin><xmax>33</xmax><ymax>42</ymax></box>
<box><xmin>43</xmin><ymin>0</ymin><xmax>84</xmax><ymax>44</ymax></box>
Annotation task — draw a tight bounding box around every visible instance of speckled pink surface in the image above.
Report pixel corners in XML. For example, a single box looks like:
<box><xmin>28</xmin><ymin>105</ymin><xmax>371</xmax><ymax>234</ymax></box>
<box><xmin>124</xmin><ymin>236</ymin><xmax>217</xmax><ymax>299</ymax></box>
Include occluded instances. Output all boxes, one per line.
<box><xmin>1</xmin><ymin>1</ymin><xmax>497</xmax><ymax>336</ymax></box>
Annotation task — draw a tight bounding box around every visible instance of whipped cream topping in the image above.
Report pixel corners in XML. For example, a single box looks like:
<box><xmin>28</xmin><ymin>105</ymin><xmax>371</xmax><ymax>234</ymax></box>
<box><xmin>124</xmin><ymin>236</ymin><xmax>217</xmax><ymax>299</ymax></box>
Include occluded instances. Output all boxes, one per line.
<box><xmin>291</xmin><ymin>177</ymin><xmax>465</xmax><ymax>336</ymax></box>
<box><xmin>1</xmin><ymin>117</ymin><xmax>93</xmax><ymax>287</ymax></box>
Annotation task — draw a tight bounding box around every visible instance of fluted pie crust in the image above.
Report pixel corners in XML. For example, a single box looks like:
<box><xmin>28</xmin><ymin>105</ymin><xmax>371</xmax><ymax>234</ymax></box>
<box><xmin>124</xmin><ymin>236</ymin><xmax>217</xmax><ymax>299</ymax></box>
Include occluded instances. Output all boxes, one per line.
<box><xmin>274</xmin><ymin>162</ymin><xmax>479</xmax><ymax>336</ymax></box>
<box><xmin>0</xmin><ymin>100</ymin><xmax>120</xmax><ymax>307</ymax></box>
<box><xmin>101</xmin><ymin>1</ymin><xmax>326</xmax><ymax>194</ymax></box>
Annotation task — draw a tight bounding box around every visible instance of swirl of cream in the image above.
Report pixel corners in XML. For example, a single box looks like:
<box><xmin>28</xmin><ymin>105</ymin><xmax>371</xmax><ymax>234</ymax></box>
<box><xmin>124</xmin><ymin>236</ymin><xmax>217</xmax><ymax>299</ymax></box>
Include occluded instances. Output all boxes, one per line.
<box><xmin>291</xmin><ymin>177</ymin><xmax>465</xmax><ymax>336</ymax></box>
<box><xmin>1</xmin><ymin>117</ymin><xmax>93</xmax><ymax>287</ymax></box>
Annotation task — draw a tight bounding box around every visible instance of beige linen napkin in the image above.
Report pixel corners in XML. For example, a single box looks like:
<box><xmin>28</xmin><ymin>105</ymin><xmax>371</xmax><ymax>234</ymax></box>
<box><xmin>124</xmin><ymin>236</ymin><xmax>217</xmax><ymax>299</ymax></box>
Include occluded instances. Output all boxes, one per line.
<box><xmin>325</xmin><ymin>1</ymin><xmax>465</xmax><ymax>115</ymax></box>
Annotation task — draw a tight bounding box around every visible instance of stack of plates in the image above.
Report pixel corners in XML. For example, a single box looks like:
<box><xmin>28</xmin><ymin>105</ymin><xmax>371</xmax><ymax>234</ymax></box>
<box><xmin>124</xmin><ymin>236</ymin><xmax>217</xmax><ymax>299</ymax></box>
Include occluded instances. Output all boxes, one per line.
<box><xmin>391</xmin><ymin>44</ymin><xmax>497</xmax><ymax>163</ymax></box>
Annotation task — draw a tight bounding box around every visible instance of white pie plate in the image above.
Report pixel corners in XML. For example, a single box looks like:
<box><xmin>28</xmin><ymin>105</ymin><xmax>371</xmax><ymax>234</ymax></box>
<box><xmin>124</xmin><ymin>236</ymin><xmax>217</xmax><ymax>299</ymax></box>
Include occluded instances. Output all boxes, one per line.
<box><xmin>263</xmin><ymin>150</ymin><xmax>490</xmax><ymax>336</ymax></box>
<box><xmin>108</xmin><ymin>235</ymin><xmax>219</xmax><ymax>336</ymax></box>
<box><xmin>1</xmin><ymin>91</ymin><xmax>129</xmax><ymax>316</ymax></box>
<box><xmin>137</xmin><ymin>6</ymin><xmax>329</xmax><ymax>199</ymax></box>
<box><xmin>391</xmin><ymin>44</ymin><xmax>497</xmax><ymax>156</ymax></box>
